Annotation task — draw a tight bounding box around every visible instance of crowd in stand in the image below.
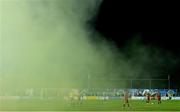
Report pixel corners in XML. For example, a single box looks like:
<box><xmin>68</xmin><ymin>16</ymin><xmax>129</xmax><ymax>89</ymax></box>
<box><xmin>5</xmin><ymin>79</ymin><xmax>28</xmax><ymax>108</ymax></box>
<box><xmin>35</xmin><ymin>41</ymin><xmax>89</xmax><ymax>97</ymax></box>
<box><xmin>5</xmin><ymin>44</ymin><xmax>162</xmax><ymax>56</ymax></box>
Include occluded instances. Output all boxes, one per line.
<box><xmin>0</xmin><ymin>88</ymin><xmax>178</xmax><ymax>99</ymax></box>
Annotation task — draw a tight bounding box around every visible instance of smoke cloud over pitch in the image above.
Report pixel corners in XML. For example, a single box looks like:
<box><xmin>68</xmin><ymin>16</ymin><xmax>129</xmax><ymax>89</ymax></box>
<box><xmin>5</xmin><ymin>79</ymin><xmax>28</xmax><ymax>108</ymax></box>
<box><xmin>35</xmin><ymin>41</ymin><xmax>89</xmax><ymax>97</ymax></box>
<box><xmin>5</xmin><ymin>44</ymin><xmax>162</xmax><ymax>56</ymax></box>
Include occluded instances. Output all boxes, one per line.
<box><xmin>0</xmin><ymin>0</ymin><xmax>112</xmax><ymax>88</ymax></box>
<box><xmin>0</xmin><ymin>0</ymin><xmax>177</xmax><ymax>89</ymax></box>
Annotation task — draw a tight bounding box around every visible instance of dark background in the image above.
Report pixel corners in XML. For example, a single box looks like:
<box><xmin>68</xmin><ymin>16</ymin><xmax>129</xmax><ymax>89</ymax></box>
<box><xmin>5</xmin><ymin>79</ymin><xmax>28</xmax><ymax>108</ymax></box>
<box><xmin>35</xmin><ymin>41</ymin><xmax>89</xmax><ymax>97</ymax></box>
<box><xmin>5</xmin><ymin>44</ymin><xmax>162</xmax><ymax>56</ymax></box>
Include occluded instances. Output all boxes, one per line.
<box><xmin>93</xmin><ymin>0</ymin><xmax>180</xmax><ymax>89</ymax></box>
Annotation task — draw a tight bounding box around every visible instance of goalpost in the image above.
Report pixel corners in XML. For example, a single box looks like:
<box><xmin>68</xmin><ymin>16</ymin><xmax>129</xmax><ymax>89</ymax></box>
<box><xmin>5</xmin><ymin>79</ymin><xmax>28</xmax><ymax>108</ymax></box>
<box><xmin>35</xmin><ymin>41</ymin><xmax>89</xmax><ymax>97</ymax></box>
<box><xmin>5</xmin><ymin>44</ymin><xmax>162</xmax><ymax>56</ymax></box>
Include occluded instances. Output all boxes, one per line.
<box><xmin>130</xmin><ymin>75</ymin><xmax>170</xmax><ymax>89</ymax></box>
<box><xmin>87</xmin><ymin>75</ymin><xmax>171</xmax><ymax>89</ymax></box>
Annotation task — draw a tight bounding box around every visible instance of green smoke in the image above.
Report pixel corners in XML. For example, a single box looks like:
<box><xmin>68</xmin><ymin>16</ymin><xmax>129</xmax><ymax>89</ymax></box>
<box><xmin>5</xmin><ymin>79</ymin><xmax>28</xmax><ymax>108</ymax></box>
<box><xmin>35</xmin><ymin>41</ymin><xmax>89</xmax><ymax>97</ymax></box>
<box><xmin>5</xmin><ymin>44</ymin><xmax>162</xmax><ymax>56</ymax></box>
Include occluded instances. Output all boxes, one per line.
<box><xmin>0</xmin><ymin>0</ymin><xmax>114</xmax><ymax>89</ymax></box>
<box><xmin>0</xmin><ymin>0</ymin><xmax>177</xmax><ymax>90</ymax></box>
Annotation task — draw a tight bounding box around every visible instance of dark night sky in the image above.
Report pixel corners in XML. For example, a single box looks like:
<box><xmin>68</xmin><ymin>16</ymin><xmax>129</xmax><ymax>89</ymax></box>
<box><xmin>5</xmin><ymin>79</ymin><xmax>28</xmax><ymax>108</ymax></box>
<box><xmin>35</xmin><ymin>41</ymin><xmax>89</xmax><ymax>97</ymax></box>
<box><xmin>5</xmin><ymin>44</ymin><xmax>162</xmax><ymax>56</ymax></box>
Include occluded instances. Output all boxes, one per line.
<box><xmin>94</xmin><ymin>0</ymin><xmax>180</xmax><ymax>89</ymax></box>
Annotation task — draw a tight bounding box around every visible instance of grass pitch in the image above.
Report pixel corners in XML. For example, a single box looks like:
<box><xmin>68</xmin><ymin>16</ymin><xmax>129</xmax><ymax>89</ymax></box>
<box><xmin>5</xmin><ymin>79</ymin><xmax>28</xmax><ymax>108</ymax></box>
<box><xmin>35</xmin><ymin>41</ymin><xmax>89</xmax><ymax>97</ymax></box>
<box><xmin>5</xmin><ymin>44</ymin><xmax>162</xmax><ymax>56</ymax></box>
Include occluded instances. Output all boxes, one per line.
<box><xmin>0</xmin><ymin>99</ymin><xmax>180</xmax><ymax>111</ymax></box>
